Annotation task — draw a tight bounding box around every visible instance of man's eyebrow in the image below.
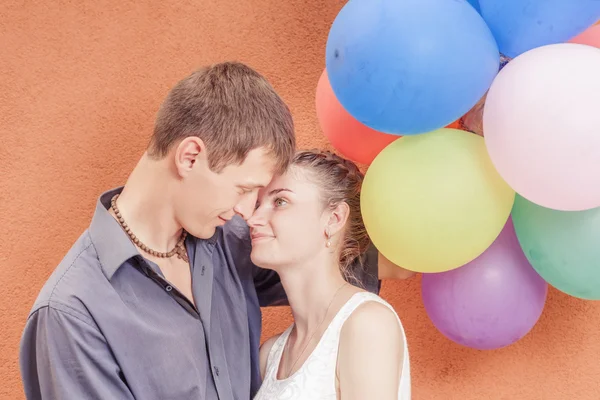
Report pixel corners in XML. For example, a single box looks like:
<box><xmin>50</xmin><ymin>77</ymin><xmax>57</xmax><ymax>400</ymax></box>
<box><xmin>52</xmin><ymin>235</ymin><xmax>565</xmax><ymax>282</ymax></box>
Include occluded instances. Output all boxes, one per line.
<box><xmin>238</xmin><ymin>183</ymin><xmax>264</xmax><ymax>189</ymax></box>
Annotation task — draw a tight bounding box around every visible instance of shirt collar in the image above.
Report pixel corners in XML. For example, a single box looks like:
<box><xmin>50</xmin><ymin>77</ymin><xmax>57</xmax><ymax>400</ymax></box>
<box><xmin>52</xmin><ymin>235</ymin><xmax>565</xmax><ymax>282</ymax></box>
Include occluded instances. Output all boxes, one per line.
<box><xmin>89</xmin><ymin>186</ymin><xmax>140</xmax><ymax>280</ymax></box>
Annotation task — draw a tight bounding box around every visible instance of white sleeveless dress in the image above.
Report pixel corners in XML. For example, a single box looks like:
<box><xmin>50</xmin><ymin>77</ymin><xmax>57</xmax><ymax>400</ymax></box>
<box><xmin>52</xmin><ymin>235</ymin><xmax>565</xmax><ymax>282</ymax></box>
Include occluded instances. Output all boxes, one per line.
<box><xmin>254</xmin><ymin>292</ymin><xmax>411</xmax><ymax>399</ymax></box>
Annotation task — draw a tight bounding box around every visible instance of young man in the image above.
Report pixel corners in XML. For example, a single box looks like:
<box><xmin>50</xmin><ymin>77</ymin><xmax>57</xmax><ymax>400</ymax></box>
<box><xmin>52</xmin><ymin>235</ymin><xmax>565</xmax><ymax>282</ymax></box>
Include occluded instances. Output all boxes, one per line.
<box><xmin>19</xmin><ymin>62</ymin><xmax>402</xmax><ymax>400</ymax></box>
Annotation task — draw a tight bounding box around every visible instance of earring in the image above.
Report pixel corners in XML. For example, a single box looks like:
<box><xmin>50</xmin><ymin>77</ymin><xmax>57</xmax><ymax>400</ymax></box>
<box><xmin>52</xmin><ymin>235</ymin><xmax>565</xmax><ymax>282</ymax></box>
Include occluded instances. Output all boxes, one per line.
<box><xmin>325</xmin><ymin>228</ymin><xmax>331</xmax><ymax>248</ymax></box>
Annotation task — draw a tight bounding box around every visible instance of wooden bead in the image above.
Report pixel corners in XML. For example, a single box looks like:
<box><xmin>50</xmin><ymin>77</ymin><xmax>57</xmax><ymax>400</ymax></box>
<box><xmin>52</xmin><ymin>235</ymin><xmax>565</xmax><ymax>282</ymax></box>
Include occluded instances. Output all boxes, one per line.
<box><xmin>110</xmin><ymin>193</ymin><xmax>188</xmax><ymax>262</ymax></box>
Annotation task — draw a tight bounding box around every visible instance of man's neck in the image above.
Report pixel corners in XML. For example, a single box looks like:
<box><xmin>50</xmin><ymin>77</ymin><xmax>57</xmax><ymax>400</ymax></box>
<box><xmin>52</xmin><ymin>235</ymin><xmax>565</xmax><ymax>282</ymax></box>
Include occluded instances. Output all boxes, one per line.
<box><xmin>111</xmin><ymin>153</ymin><xmax>183</xmax><ymax>253</ymax></box>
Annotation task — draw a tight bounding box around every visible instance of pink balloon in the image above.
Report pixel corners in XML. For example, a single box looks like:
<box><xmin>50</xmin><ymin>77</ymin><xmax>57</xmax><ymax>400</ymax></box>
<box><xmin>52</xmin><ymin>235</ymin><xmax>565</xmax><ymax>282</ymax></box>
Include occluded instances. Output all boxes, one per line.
<box><xmin>483</xmin><ymin>43</ymin><xmax>600</xmax><ymax>211</ymax></box>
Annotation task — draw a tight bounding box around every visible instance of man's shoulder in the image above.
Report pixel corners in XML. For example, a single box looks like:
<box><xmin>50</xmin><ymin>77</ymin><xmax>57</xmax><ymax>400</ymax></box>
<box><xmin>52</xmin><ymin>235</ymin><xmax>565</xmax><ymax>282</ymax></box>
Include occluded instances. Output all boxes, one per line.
<box><xmin>221</xmin><ymin>215</ymin><xmax>250</xmax><ymax>241</ymax></box>
<box><xmin>218</xmin><ymin>216</ymin><xmax>252</xmax><ymax>254</ymax></box>
<box><xmin>29</xmin><ymin>230</ymin><xmax>105</xmax><ymax>322</ymax></box>
<box><xmin>214</xmin><ymin>216</ymin><xmax>257</xmax><ymax>278</ymax></box>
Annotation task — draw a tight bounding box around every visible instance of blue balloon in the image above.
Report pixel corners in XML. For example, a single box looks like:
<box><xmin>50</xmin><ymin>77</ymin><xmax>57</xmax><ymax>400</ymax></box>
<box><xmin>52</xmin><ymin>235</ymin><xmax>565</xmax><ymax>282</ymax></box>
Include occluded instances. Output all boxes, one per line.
<box><xmin>325</xmin><ymin>0</ymin><xmax>499</xmax><ymax>135</ymax></box>
<box><xmin>466</xmin><ymin>0</ymin><xmax>481</xmax><ymax>14</ymax></box>
<box><xmin>479</xmin><ymin>0</ymin><xmax>600</xmax><ymax>58</ymax></box>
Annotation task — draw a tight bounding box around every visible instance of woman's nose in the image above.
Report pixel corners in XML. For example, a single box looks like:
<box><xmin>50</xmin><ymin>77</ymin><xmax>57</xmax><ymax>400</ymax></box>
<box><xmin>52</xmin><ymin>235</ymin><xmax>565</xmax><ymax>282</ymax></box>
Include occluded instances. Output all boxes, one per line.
<box><xmin>247</xmin><ymin>209</ymin><xmax>265</xmax><ymax>227</ymax></box>
<box><xmin>234</xmin><ymin>192</ymin><xmax>259</xmax><ymax>220</ymax></box>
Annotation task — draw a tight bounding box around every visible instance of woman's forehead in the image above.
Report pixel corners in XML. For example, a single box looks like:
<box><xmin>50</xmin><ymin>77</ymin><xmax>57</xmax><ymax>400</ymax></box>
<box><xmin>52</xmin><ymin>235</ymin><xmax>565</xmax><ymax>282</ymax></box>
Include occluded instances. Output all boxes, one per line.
<box><xmin>261</xmin><ymin>167</ymin><xmax>315</xmax><ymax>196</ymax></box>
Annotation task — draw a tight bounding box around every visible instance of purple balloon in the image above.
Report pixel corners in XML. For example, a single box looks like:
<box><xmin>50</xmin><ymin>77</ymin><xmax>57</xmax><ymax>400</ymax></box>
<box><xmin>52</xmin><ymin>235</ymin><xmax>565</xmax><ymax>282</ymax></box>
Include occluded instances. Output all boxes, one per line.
<box><xmin>421</xmin><ymin>218</ymin><xmax>548</xmax><ymax>350</ymax></box>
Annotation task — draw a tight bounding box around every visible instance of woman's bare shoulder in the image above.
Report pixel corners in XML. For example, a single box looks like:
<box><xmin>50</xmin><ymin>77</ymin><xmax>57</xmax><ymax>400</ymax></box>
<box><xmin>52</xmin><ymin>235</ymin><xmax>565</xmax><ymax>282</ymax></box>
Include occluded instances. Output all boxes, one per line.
<box><xmin>337</xmin><ymin>299</ymin><xmax>404</xmax><ymax>398</ymax></box>
<box><xmin>341</xmin><ymin>299</ymin><xmax>402</xmax><ymax>344</ymax></box>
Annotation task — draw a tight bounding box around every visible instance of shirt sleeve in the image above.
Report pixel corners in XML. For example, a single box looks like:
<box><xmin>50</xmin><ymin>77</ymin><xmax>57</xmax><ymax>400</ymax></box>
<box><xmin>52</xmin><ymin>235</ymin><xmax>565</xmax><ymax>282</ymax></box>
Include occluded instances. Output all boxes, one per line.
<box><xmin>19</xmin><ymin>304</ymin><xmax>135</xmax><ymax>400</ymax></box>
<box><xmin>253</xmin><ymin>242</ymin><xmax>381</xmax><ymax>308</ymax></box>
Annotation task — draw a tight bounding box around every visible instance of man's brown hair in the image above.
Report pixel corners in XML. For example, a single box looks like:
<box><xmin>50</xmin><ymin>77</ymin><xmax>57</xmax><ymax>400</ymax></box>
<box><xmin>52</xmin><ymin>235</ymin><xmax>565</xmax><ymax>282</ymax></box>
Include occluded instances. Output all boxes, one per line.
<box><xmin>148</xmin><ymin>62</ymin><xmax>295</xmax><ymax>174</ymax></box>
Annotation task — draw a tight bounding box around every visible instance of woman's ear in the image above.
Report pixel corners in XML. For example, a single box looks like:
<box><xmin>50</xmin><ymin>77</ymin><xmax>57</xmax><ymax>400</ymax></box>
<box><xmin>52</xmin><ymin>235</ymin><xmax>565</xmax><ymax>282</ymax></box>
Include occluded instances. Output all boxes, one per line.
<box><xmin>326</xmin><ymin>201</ymin><xmax>350</xmax><ymax>238</ymax></box>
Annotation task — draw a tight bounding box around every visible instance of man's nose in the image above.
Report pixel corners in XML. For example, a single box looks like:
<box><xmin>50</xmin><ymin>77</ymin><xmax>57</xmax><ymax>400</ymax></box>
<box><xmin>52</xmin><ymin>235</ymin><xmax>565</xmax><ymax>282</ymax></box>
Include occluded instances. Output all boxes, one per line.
<box><xmin>234</xmin><ymin>193</ymin><xmax>258</xmax><ymax>220</ymax></box>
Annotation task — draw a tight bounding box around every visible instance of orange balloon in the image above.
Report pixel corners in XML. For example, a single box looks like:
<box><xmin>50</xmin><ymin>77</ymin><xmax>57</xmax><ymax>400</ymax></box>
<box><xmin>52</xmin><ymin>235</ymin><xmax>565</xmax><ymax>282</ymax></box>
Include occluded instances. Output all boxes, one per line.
<box><xmin>446</xmin><ymin>120</ymin><xmax>461</xmax><ymax>129</ymax></box>
<box><xmin>315</xmin><ymin>69</ymin><xmax>398</xmax><ymax>165</ymax></box>
<box><xmin>569</xmin><ymin>24</ymin><xmax>600</xmax><ymax>48</ymax></box>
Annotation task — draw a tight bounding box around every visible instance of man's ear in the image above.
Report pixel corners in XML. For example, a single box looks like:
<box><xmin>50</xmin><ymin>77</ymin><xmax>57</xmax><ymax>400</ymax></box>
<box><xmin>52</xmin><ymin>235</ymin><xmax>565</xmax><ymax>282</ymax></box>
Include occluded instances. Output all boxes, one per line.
<box><xmin>174</xmin><ymin>136</ymin><xmax>206</xmax><ymax>177</ymax></box>
<box><xmin>326</xmin><ymin>201</ymin><xmax>350</xmax><ymax>238</ymax></box>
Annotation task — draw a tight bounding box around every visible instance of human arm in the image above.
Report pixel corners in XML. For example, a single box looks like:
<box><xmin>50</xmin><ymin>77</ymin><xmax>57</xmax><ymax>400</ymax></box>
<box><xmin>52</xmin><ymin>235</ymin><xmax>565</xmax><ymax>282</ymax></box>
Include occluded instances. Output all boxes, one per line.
<box><xmin>377</xmin><ymin>252</ymin><xmax>417</xmax><ymax>280</ymax></box>
<box><xmin>337</xmin><ymin>302</ymin><xmax>405</xmax><ymax>400</ymax></box>
<box><xmin>19</xmin><ymin>304</ymin><xmax>135</xmax><ymax>400</ymax></box>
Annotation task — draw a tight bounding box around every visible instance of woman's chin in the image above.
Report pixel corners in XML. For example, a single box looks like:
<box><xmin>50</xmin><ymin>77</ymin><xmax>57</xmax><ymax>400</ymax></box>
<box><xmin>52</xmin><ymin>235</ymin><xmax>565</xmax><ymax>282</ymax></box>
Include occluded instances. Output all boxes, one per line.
<box><xmin>250</xmin><ymin>250</ymin><xmax>276</xmax><ymax>270</ymax></box>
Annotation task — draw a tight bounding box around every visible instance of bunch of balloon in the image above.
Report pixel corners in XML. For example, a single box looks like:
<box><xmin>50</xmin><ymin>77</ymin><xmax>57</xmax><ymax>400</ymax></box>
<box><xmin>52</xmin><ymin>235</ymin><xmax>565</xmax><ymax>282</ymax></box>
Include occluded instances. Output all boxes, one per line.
<box><xmin>430</xmin><ymin>7</ymin><xmax>600</xmax><ymax>345</ymax></box>
<box><xmin>318</xmin><ymin>0</ymin><xmax>600</xmax><ymax>350</ymax></box>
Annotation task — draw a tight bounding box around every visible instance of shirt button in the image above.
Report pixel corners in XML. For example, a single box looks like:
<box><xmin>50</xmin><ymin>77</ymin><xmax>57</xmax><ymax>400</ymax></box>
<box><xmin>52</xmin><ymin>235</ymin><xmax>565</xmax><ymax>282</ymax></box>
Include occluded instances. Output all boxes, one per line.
<box><xmin>165</xmin><ymin>285</ymin><xmax>173</xmax><ymax>292</ymax></box>
<box><xmin>214</xmin><ymin>366</ymin><xmax>219</xmax><ymax>376</ymax></box>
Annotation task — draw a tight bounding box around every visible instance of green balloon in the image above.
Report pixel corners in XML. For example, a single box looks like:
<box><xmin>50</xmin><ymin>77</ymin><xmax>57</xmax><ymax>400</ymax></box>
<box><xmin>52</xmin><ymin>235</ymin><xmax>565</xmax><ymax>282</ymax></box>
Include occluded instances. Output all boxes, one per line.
<box><xmin>512</xmin><ymin>195</ymin><xmax>600</xmax><ymax>300</ymax></box>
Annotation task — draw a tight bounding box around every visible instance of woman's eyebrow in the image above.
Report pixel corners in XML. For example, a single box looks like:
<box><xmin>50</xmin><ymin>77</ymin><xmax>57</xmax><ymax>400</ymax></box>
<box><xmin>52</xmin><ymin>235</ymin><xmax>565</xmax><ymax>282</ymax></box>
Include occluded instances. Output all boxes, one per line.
<box><xmin>268</xmin><ymin>188</ymin><xmax>294</xmax><ymax>196</ymax></box>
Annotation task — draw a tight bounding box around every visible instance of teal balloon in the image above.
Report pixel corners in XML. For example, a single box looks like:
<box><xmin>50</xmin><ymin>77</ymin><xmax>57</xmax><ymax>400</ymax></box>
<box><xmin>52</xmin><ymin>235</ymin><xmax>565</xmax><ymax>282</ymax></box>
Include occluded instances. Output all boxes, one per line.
<box><xmin>512</xmin><ymin>195</ymin><xmax>600</xmax><ymax>300</ymax></box>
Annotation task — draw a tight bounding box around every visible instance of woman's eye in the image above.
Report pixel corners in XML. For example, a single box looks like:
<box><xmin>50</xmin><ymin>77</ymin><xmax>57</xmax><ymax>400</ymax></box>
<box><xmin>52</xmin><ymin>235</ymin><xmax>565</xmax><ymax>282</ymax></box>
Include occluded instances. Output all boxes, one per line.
<box><xmin>274</xmin><ymin>198</ymin><xmax>287</xmax><ymax>207</ymax></box>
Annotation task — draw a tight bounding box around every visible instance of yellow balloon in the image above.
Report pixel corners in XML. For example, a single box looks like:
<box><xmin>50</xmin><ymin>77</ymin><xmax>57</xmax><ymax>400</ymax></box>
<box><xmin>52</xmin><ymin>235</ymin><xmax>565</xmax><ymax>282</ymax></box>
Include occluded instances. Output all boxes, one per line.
<box><xmin>361</xmin><ymin>128</ymin><xmax>515</xmax><ymax>273</ymax></box>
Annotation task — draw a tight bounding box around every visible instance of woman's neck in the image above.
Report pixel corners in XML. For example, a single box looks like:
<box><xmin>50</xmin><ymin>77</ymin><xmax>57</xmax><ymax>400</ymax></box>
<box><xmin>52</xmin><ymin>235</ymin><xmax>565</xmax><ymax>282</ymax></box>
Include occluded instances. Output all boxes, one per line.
<box><xmin>277</xmin><ymin>254</ymin><xmax>350</xmax><ymax>339</ymax></box>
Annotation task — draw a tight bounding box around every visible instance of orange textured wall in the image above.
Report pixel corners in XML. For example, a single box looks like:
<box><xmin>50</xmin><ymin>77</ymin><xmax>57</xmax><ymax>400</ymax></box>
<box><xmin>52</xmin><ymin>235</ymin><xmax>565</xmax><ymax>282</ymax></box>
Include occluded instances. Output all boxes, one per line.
<box><xmin>1</xmin><ymin>1</ymin><xmax>599</xmax><ymax>399</ymax></box>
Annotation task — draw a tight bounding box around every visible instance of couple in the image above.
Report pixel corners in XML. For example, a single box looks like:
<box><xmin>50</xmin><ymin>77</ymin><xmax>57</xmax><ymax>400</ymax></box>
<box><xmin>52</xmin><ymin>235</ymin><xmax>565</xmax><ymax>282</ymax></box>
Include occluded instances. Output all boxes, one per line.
<box><xmin>19</xmin><ymin>62</ymin><xmax>411</xmax><ymax>399</ymax></box>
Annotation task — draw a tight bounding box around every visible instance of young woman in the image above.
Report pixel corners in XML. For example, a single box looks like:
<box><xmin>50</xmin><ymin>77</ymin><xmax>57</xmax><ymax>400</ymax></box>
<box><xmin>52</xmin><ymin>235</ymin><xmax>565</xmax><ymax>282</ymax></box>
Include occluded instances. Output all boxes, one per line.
<box><xmin>250</xmin><ymin>150</ymin><xmax>411</xmax><ymax>399</ymax></box>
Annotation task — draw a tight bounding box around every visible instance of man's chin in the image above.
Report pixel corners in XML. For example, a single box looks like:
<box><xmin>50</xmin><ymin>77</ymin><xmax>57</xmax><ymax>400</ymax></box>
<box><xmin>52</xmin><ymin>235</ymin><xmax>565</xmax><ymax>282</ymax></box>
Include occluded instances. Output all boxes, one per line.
<box><xmin>186</xmin><ymin>225</ymin><xmax>218</xmax><ymax>240</ymax></box>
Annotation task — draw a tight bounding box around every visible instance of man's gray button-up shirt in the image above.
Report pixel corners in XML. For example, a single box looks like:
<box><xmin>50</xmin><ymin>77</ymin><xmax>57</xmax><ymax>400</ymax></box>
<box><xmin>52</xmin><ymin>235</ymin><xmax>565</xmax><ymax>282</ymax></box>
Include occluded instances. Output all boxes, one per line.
<box><xmin>19</xmin><ymin>187</ymin><xmax>380</xmax><ymax>400</ymax></box>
